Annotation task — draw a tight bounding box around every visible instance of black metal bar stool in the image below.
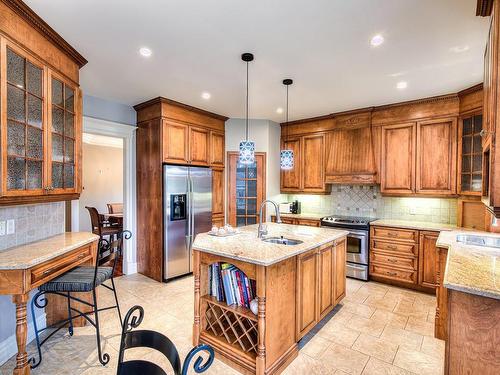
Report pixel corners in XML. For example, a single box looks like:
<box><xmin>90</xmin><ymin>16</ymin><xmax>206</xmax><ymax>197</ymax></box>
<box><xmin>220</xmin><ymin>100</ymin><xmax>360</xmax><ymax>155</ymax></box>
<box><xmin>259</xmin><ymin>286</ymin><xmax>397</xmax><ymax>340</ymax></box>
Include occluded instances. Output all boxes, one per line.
<box><xmin>117</xmin><ymin>305</ymin><xmax>214</xmax><ymax>375</ymax></box>
<box><xmin>29</xmin><ymin>230</ymin><xmax>132</xmax><ymax>369</ymax></box>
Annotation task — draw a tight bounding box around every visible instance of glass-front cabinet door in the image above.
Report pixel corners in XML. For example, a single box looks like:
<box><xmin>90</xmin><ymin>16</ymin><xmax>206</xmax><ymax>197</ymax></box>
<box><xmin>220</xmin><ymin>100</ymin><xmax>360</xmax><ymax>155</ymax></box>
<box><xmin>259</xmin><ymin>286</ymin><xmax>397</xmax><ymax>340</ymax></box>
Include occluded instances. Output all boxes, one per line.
<box><xmin>458</xmin><ymin>113</ymin><xmax>483</xmax><ymax>195</ymax></box>
<box><xmin>2</xmin><ymin>44</ymin><xmax>45</xmax><ymax>196</ymax></box>
<box><xmin>47</xmin><ymin>71</ymin><xmax>79</xmax><ymax>194</ymax></box>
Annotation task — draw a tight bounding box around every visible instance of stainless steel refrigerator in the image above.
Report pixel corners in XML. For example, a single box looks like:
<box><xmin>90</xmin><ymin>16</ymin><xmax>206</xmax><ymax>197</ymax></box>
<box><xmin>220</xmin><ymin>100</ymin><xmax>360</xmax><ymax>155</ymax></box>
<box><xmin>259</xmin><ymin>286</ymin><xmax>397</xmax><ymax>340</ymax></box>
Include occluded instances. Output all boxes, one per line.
<box><xmin>163</xmin><ymin>165</ymin><xmax>212</xmax><ymax>280</ymax></box>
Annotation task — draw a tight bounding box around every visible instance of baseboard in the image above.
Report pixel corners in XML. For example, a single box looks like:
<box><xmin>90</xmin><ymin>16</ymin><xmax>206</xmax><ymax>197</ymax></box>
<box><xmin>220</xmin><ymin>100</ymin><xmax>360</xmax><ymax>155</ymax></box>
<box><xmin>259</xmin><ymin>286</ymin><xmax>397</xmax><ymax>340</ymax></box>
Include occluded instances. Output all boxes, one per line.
<box><xmin>124</xmin><ymin>261</ymin><xmax>137</xmax><ymax>275</ymax></box>
<box><xmin>0</xmin><ymin>313</ymin><xmax>46</xmax><ymax>366</ymax></box>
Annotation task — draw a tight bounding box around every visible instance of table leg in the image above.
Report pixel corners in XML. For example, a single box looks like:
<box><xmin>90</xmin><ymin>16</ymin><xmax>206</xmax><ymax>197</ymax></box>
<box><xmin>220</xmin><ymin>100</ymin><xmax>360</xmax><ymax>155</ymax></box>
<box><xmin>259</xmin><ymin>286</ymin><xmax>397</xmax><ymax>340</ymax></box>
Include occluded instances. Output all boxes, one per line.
<box><xmin>12</xmin><ymin>294</ymin><xmax>29</xmax><ymax>375</ymax></box>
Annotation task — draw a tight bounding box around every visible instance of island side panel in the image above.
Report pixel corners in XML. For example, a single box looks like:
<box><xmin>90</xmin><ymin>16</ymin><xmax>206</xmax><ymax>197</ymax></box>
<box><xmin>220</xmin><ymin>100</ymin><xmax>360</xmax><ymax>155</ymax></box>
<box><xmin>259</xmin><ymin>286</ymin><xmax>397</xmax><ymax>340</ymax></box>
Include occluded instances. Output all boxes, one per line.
<box><xmin>263</xmin><ymin>257</ymin><xmax>298</xmax><ymax>375</ymax></box>
<box><xmin>193</xmin><ymin>249</ymin><xmax>201</xmax><ymax>345</ymax></box>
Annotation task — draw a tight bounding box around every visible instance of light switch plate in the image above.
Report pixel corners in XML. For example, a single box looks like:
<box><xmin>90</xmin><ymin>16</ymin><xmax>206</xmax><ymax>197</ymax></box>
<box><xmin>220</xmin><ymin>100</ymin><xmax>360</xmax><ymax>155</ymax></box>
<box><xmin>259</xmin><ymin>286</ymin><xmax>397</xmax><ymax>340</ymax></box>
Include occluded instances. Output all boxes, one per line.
<box><xmin>0</xmin><ymin>221</ymin><xmax>5</xmax><ymax>236</ymax></box>
<box><xmin>6</xmin><ymin>219</ymin><xmax>15</xmax><ymax>235</ymax></box>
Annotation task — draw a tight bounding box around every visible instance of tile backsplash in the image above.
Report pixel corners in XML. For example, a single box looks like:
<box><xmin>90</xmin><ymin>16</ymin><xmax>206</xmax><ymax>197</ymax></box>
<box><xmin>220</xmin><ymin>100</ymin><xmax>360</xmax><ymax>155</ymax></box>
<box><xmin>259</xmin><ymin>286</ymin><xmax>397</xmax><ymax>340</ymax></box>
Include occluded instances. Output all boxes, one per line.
<box><xmin>288</xmin><ymin>185</ymin><xmax>457</xmax><ymax>225</ymax></box>
<box><xmin>0</xmin><ymin>202</ymin><xmax>65</xmax><ymax>251</ymax></box>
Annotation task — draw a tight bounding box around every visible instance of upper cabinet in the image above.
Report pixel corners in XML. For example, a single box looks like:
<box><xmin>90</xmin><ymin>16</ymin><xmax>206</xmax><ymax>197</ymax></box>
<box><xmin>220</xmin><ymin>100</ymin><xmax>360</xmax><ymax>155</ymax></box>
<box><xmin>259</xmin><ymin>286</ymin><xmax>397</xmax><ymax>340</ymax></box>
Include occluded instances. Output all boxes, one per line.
<box><xmin>416</xmin><ymin>118</ymin><xmax>457</xmax><ymax>195</ymax></box>
<box><xmin>380</xmin><ymin>123</ymin><xmax>416</xmax><ymax>194</ymax></box>
<box><xmin>0</xmin><ymin>2</ymin><xmax>86</xmax><ymax>205</ymax></box>
<box><xmin>458</xmin><ymin>114</ymin><xmax>483</xmax><ymax>195</ymax></box>
<box><xmin>280</xmin><ymin>133</ymin><xmax>330</xmax><ymax>194</ymax></box>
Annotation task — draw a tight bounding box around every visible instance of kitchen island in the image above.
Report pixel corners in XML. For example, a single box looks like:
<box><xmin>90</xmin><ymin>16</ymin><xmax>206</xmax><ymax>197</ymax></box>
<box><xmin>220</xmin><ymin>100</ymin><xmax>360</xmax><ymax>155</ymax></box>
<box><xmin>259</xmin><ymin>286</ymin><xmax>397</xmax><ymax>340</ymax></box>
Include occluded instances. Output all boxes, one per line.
<box><xmin>192</xmin><ymin>223</ymin><xmax>348</xmax><ymax>375</ymax></box>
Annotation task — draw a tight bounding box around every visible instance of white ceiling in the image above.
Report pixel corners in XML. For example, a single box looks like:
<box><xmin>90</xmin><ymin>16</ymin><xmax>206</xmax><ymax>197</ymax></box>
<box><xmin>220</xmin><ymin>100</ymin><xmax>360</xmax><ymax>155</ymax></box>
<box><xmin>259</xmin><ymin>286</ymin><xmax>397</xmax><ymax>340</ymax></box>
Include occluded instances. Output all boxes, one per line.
<box><xmin>26</xmin><ymin>0</ymin><xmax>489</xmax><ymax>122</ymax></box>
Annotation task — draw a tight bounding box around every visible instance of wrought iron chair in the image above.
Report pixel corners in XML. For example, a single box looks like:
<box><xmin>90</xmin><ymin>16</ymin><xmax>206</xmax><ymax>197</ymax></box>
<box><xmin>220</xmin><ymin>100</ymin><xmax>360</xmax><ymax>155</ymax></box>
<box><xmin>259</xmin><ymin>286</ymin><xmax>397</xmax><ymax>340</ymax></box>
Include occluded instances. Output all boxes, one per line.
<box><xmin>117</xmin><ymin>305</ymin><xmax>214</xmax><ymax>375</ymax></box>
<box><xmin>29</xmin><ymin>230</ymin><xmax>132</xmax><ymax>369</ymax></box>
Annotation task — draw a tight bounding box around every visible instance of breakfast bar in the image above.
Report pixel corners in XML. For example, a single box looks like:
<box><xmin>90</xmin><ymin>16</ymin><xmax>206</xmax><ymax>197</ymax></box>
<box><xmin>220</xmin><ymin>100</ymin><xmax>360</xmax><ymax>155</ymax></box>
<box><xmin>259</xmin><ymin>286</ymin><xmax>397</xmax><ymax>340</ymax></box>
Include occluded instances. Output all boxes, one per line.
<box><xmin>192</xmin><ymin>223</ymin><xmax>348</xmax><ymax>375</ymax></box>
<box><xmin>0</xmin><ymin>232</ymin><xmax>99</xmax><ymax>375</ymax></box>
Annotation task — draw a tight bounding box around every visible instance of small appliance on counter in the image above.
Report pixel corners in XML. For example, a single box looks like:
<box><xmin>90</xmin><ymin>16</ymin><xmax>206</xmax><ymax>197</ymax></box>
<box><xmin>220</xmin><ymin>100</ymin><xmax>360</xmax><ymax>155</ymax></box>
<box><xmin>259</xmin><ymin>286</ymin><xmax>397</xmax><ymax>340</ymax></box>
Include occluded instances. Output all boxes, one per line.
<box><xmin>279</xmin><ymin>200</ymin><xmax>301</xmax><ymax>214</ymax></box>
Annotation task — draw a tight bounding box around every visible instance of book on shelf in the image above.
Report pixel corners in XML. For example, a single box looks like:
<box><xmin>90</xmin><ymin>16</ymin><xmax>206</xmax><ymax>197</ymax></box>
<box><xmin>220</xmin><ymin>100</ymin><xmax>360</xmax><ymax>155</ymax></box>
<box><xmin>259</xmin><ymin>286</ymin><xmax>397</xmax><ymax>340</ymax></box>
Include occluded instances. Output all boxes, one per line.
<box><xmin>208</xmin><ymin>262</ymin><xmax>255</xmax><ymax>308</ymax></box>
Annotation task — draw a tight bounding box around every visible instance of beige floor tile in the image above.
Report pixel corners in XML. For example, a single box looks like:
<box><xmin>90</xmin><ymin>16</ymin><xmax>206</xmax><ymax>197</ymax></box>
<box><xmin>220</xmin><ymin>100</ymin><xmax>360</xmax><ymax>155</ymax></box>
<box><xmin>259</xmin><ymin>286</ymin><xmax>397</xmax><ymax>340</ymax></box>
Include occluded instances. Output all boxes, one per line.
<box><xmin>340</xmin><ymin>301</ymin><xmax>376</xmax><ymax>318</ymax></box>
<box><xmin>370</xmin><ymin>309</ymin><xmax>408</xmax><ymax>330</ymax></box>
<box><xmin>392</xmin><ymin>300</ymin><xmax>428</xmax><ymax>321</ymax></box>
<box><xmin>405</xmin><ymin>316</ymin><xmax>434</xmax><ymax>337</ymax></box>
<box><xmin>379</xmin><ymin>326</ymin><xmax>423</xmax><ymax>351</ymax></box>
<box><xmin>393</xmin><ymin>348</ymin><xmax>444</xmax><ymax>375</ymax></box>
<box><xmin>361</xmin><ymin>357</ymin><xmax>416</xmax><ymax>375</ymax></box>
<box><xmin>320</xmin><ymin>342</ymin><xmax>370</xmax><ymax>375</ymax></box>
<box><xmin>302</xmin><ymin>335</ymin><xmax>332</xmax><ymax>359</ymax></box>
<box><xmin>352</xmin><ymin>334</ymin><xmax>399</xmax><ymax>363</ymax></box>
<box><xmin>317</xmin><ymin>321</ymin><xmax>361</xmax><ymax>347</ymax></box>
<box><xmin>420</xmin><ymin>336</ymin><xmax>445</xmax><ymax>360</ymax></box>
<box><xmin>282</xmin><ymin>353</ymin><xmax>332</xmax><ymax>375</ymax></box>
<box><xmin>363</xmin><ymin>295</ymin><xmax>399</xmax><ymax>312</ymax></box>
<box><xmin>329</xmin><ymin>308</ymin><xmax>355</xmax><ymax>325</ymax></box>
<box><xmin>348</xmin><ymin>314</ymin><xmax>386</xmax><ymax>337</ymax></box>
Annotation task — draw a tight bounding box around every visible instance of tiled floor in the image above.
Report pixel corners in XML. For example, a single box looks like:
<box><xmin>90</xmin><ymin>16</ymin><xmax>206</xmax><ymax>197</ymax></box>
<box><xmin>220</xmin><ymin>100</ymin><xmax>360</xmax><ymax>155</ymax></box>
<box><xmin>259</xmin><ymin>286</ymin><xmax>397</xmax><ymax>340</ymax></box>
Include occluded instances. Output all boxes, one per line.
<box><xmin>0</xmin><ymin>274</ymin><xmax>444</xmax><ymax>375</ymax></box>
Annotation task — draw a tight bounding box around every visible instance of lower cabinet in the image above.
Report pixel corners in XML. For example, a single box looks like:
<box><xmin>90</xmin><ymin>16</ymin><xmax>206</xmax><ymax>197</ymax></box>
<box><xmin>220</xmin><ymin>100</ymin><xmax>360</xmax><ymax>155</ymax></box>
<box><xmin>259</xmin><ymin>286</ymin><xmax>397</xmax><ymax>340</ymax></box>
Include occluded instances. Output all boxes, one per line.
<box><xmin>435</xmin><ymin>246</ymin><xmax>449</xmax><ymax>340</ymax></box>
<box><xmin>271</xmin><ymin>216</ymin><xmax>320</xmax><ymax>227</ymax></box>
<box><xmin>370</xmin><ymin>226</ymin><xmax>439</xmax><ymax>291</ymax></box>
<box><xmin>296</xmin><ymin>239</ymin><xmax>346</xmax><ymax>339</ymax></box>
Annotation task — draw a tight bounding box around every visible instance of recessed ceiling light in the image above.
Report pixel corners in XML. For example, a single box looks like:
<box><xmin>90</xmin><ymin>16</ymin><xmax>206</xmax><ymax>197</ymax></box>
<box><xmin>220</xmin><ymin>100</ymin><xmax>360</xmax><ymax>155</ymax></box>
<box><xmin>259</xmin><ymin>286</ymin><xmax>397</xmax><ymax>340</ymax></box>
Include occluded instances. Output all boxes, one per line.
<box><xmin>276</xmin><ymin>107</ymin><xmax>284</xmax><ymax>114</ymax></box>
<box><xmin>139</xmin><ymin>47</ymin><xmax>152</xmax><ymax>57</ymax></box>
<box><xmin>449</xmin><ymin>45</ymin><xmax>470</xmax><ymax>53</ymax></box>
<box><xmin>370</xmin><ymin>34</ymin><xmax>384</xmax><ymax>47</ymax></box>
<box><xmin>397</xmin><ymin>81</ymin><xmax>408</xmax><ymax>89</ymax></box>
<box><xmin>201</xmin><ymin>92</ymin><xmax>211</xmax><ymax>100</ymax></box>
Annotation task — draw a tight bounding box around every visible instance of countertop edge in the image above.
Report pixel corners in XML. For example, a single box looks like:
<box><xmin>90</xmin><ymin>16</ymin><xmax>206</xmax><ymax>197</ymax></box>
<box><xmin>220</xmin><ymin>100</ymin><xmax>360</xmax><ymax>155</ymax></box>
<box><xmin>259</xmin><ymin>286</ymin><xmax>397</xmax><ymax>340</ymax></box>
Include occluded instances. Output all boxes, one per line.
<box><xmin>193</xmin><ymin>231</ymin><xmax>349</xmax><ymax>266</ymax></box>
<box><xmin>436</xmin><ymin>234</ymin><xmax>500</xmax><ymax>301</ymax></box>
<box><xmin>0</xmin><ymin>233</ymin><xmax>100</xmax><ymax>270</ymax></box>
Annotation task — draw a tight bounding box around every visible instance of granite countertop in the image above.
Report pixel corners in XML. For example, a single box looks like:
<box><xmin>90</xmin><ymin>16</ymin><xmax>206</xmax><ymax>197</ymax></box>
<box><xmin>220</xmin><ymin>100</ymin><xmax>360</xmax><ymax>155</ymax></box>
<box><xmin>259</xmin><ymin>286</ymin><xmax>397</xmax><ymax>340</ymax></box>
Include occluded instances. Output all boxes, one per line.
<box><xmin>437</xmin><ymin>230</ymin><xmax>500</xmax><ymax>300</ymax></box>
<box><xmin>371</xmin><ymin>219</ymin><xmax>459</xmax><ymax>232</ymax></box>
<box><xmin>272</xmin><ymin>213</ymin><xmax>326</xmax><ymax>221</ymax></box>
<box><xmin>0</xmin><ymin>232</ymin><xmax>99</xmax><ymax>270</ymax></box>
<box><xmin>192</xmin><ymin>222</ymin><xmax>348</xmax><ymax>266</ymax></box>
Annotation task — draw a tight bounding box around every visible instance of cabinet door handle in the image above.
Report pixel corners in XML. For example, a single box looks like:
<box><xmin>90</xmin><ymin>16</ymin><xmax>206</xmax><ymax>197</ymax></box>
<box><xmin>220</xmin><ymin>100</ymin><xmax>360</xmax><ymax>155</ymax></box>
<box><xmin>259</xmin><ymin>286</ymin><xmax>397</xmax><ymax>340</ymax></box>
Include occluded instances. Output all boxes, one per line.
<box><xmin>42</xmin><ymin>268</ymin><xmax>54</xmax><ymax>276</ymax></box>
<box><xmin>77</xmin><ymin>253</ymin><xmax>86</xmax><ymax>259</ymax></box>
<box><xmin>387</xmin><ymin>232</ymin><xmax>398</xmax><ymax>237</ymax></box>
<box><xmin>387</xmin><ymin>258</ymin><xmax>397</xmax><ymax>263</ymax></box>
<box><xmin>387</xmin><ymin>245</ymin><xmax>398</xmax><ymax>250</ymax></box>
<box><xmin>386</xmin><ymin>271</ymin><xmax>397</xmax><ymax>276</ymax></box>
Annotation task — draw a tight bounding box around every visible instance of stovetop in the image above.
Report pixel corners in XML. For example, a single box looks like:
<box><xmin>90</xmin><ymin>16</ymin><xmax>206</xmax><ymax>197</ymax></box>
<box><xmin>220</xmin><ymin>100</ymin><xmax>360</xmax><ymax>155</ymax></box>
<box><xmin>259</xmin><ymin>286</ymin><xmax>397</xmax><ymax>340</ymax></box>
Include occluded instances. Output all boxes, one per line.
<box><xmin>320</xmin><ymin>215</ymin><xmax>377</xmax><ymax>229</ymax></box>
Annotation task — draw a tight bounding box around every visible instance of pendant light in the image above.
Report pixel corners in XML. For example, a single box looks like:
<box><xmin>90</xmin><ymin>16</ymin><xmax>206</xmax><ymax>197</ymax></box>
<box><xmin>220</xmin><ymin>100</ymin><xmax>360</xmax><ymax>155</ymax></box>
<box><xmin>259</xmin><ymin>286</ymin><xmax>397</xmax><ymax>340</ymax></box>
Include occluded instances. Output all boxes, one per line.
<box><xmin>280</xmin><ymin>79</ymin><xmax>294</xmax><ymax>170</ymax></box>
<box><xmin>239</xmin><ymin>53</ymin><xmax>255</xmax><ymax>165</ymax></box>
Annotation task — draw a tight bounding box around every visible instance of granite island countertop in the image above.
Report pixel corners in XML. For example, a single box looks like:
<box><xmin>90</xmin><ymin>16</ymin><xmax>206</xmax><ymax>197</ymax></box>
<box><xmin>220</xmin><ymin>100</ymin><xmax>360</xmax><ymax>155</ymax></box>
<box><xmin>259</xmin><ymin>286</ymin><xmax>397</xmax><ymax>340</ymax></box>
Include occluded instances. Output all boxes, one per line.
<box><xmin>0</xmin><ymin>232</ymin><xmax>99</xmax><ymax>270</ymax></box>
<box><xmin>437</xmin><ymin>230</ymin><xmax>500</xmax><ymax>300</ymax></box>
<box><xmin>192</xmin><ymin>222</ymin><xmax>348</xmax><ymax>266</ymax></box>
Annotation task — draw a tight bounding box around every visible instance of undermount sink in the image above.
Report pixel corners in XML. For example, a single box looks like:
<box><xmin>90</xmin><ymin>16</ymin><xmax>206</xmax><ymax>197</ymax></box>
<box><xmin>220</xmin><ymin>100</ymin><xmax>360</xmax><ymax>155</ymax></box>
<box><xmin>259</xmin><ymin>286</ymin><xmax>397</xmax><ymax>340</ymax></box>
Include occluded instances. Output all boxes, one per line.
<box><xmin>456</xmin><ymin>234</ymin><xmax>500</xmax><ymax>249</ymax></box>
<box><xmin>262</xmin><ymin>236</ymin><xmax>303</xmax><ymax>246</ymax></box>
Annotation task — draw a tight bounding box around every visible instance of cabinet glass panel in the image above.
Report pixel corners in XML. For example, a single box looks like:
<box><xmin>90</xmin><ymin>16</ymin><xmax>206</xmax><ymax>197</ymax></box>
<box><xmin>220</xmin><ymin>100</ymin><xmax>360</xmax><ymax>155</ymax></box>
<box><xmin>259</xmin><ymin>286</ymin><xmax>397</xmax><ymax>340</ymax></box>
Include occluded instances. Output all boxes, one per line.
<box><xmin>234</xmin><ymin>160</ymin><xmax>259</xmax><ymax>226</ymax></box>
<box><xmin>50</xmin><ymin>77</ymin><xmax>76</xmax><ymax>190</ymax></box>
<box><xmin>460</xmin><ymin>114</ymin><xmax>483</xmax><ymax>193</ymax></box>
<box><xmin>5</xmin><ymin>48</ymin><xmax>44</xmax><ymax>192</ymax></box>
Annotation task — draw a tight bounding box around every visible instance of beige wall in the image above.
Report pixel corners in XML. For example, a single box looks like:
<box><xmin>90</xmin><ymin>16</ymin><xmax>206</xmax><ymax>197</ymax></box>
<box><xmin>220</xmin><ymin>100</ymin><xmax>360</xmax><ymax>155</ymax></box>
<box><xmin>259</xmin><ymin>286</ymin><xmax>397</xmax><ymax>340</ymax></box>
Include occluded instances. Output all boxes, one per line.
<box><xmin>79</xmin><ymin>142</ymin><xmax>124</xmax><ymax>232</ymax></box>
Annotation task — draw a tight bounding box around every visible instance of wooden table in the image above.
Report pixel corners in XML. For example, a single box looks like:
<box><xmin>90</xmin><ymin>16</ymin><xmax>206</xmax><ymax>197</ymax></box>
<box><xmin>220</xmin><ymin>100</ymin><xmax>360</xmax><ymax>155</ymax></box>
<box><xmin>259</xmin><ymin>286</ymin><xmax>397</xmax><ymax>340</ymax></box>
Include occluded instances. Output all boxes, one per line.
<box><xmin>103</xmin><ymin>213</ymin><xmax>123</xmax><ymax>226</ymax></box>
<box><xmin>0</xmin><ymin>232</ymin><xmax>99</xmax><ymax>375</ymax></box>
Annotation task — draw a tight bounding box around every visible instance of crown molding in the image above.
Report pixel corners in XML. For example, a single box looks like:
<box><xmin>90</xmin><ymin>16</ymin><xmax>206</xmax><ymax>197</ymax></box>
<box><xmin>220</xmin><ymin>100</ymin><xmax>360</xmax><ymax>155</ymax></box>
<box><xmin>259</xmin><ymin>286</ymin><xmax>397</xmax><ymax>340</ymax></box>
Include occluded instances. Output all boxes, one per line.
<box><xmin>1</xmin><ymin>0</ymin><xmax>87</xmax><ymax>68</ymax></box>
<box><xmin>457</xmin><ymin>82</ymin><xmax>484</xmax><ymax>96</ymax></box>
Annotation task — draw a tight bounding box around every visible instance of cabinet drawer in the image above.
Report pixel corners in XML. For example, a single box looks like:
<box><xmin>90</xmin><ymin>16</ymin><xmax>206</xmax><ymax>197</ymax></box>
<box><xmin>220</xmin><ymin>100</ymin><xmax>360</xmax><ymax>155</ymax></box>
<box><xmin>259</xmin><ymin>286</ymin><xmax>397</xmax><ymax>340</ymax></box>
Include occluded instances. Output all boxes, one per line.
<box><xmin>296</xmin><ymin>219</ymin><xmax>320</xmax><ymax>227</ymax></box>
<box><xmin>370</xmin><ymin>251</ymin><xmax>416</xmax><ymax>270</ymax></box>
<box><xmin>281</xmin><ymin>217</ymin><xmax>296</xmax><ymax>224</ymax></box>
<box><xmin>371</xmin><ymin>239</ymin><xmax>418</xmax><ymax>257</ymax></box>
<box><xmin>371</xmin><ymin>226</ymin><xmax>418</xmax><ymax>243</ymax></box>
<box><xmin>369</xmin><ymin>264</ymin><xmax>417</xmax><ymax>284</ymax></box>
<box><xmin>31</xmin><ymin>245</ymin><xmax>93</xmax><ymax>287</ymax></box>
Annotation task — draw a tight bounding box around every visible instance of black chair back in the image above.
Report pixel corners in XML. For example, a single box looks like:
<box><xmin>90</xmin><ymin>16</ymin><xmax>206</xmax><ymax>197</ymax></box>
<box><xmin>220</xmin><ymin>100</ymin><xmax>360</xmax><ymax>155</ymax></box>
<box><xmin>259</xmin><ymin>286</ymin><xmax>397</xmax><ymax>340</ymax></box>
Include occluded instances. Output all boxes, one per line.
<box><xmin>117</xmin><ymin>306</ymin><xmax>214</xmax><ymax>375</ymax></box>
<box><xmin>94</xmin><ymin>230</ymin><xmax>131</xmax><ymax>287</ymax></box>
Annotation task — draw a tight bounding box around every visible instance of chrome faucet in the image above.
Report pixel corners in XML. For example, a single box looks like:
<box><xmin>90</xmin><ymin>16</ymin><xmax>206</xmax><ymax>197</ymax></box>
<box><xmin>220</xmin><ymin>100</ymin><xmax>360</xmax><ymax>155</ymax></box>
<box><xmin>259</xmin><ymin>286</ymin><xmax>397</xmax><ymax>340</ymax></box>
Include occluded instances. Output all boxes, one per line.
<box><xmin>258</xmin><ymin>200</ymin><xmax>282</xmax><ymax>238</ymax></box>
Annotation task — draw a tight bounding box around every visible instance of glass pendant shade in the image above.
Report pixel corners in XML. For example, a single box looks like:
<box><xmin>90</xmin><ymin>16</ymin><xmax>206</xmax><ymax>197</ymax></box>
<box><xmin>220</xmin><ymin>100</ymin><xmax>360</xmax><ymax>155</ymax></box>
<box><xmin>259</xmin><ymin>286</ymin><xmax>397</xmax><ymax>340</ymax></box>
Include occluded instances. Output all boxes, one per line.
<box><xmin>239</xmin><ymin>140</ymin><xmax>255</xmax><ymax>165</ymax></box>
<box><xmin>280</xmin><ymin>149</ymin><xmax>294</xmax><ymax>170</ymax></box>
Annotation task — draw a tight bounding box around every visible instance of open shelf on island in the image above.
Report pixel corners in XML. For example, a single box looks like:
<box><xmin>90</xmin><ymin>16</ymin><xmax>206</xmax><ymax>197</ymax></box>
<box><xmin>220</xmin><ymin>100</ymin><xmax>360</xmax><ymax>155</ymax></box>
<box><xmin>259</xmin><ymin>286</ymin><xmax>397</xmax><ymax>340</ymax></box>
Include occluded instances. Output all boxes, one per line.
<box><xmin>201</xmin><ymin>295</ymin><xmax>258</xmax><ymax>355</ymax></box>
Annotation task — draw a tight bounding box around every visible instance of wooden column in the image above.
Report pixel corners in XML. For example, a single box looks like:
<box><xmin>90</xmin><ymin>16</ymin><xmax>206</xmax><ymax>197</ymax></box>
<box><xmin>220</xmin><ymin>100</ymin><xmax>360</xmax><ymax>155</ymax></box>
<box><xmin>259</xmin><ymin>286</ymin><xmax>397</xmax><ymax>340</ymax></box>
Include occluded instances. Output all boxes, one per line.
<box><xmin>256</xmin><ymin>265</ymin><xmax>266</xmax><ymax>375</ymax></box>
<box><xmin>13</xmin><ymin>293</ymin><xmax>29</xmax><ymax>375</ymax></box>
<box><xmin>193</xmin><ymin>250</ymin><xmax>201</xmax><ymax>346</ymax></box>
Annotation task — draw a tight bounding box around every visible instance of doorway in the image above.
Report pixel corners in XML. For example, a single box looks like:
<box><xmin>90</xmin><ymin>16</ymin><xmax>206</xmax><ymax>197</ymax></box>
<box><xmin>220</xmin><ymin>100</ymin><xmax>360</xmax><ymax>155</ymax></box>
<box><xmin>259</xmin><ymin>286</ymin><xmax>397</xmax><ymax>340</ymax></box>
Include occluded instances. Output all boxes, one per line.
<box><xmin>227</xmin><ymin>151</ymin><xmax>266</xmax><ymax>227</ymax></box>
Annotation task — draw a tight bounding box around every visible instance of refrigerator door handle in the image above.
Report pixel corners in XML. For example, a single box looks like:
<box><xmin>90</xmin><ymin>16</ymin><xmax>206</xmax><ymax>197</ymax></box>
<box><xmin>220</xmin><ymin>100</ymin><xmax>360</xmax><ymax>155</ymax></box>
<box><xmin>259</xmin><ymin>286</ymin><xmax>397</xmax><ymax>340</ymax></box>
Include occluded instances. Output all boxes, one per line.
<box><xmin>186</xmin><ymin>174</ymin><xmax>192</xmax><ymax>250</ymax></box>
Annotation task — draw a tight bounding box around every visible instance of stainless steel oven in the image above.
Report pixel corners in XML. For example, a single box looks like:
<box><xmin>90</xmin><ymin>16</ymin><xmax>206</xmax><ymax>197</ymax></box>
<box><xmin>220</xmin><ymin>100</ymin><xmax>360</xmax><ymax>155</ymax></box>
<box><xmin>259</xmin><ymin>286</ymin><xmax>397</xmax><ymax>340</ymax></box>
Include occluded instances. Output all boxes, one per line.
<box><xmin>321</xmin><ymin>216</ymin><xmax>375</xmax><ymax>281</ymax></box>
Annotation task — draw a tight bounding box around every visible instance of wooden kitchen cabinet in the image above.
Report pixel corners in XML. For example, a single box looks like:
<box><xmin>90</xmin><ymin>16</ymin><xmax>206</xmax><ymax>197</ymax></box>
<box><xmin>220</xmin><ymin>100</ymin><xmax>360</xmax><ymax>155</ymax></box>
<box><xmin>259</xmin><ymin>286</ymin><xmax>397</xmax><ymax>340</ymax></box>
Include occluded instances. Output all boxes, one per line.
<box><xmin>418</xmin><ymin>231</ymin><xmax>439</xmax><ymax>288</ymax></box>
<box><xmin>380</xmin><ymin>123</ymin><xmax>416</xmax><ymax>194</ymax></box>
<box><xmin>296</xmin><ymin>240</ymin><xmax>346</xmax><ymax>339</ymax></box>
<box><xmin>210</xmin><ymin>131</ymin><xmax>225</xmax><ymax>167</ymax></box>
<box><xmin>281</xmin><ymin>137</ymin><xmax>302</xmax><ymax>191</ymax></box>
<box><xmin>281</xmin><ymin>134</ymin><xmax>330</xmax><ymax>194</ymax></box>
<box><xmin>163</xmin><ymin>120</ymin><xmax>189</xmax><ymax>164</ymax></box>
<box><xmin>435</xmin><ymin>246</ymin><xmax>449</xmax><ymax>340</ymax></box>
<box><xmin>271</xmin><ymin>216</ymin><xmax>320</xmax><ymax>227</ymax></box>
<box><xmin>189</xmin><ymin>126</ymin><xmax>210</xmax><ymax>165</ymax></box>
<box><xmin>0</xmin><ymin>13</ymin><xmax>86</xmax><ymax>205</ymax></box>
<box><xmin>212</xmin><ymin>167</ymin><xmax>224</xmax><ymax>225</ymax></box>
<box><xmin>458</xmin><ymin>114</ymin><xmax>483</xmax><ymax>195</ymax></box>
<box><xmin>416</xmin><ymin>118</ymin><xmax>457</xmax><ymax>195</ymax></box>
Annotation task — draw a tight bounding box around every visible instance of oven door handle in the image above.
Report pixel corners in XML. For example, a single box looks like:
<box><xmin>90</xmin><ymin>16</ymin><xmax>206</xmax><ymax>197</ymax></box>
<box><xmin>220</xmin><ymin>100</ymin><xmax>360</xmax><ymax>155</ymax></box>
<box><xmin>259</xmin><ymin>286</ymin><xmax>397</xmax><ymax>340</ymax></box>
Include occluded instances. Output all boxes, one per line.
<box><xmin>348</xmin><ymin>233</ymin><xmax>368</xmax><ymax>240</ymax></box>
<box><xmin>348</xmin><ymin>263</ymin><xmax>368</xmax><ymax>271</ymax></box>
